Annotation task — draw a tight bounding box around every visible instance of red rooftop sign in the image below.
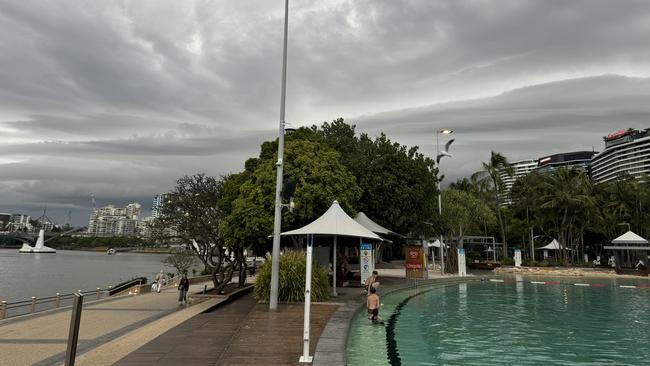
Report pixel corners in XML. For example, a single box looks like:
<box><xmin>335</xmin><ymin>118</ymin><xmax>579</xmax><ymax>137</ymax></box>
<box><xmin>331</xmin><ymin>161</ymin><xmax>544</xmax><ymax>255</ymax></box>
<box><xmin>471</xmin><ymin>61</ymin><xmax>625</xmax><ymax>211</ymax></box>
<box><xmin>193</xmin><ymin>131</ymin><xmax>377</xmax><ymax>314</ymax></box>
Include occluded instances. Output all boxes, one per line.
<box><xmin>606</xmin><ymin>129</ymin><xmax>628</xmax><ymax>140</ymax></box>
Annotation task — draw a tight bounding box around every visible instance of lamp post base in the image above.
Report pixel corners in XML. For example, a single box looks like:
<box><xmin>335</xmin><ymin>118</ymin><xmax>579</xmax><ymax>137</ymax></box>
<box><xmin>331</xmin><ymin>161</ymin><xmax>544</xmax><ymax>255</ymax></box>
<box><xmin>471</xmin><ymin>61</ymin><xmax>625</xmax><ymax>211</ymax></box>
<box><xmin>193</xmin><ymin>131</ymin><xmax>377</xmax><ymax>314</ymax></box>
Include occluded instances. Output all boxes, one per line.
<box><xmin>299</xmin><ymin>356</ymin><xmax>313</xmax><ymax>363</ymax></box>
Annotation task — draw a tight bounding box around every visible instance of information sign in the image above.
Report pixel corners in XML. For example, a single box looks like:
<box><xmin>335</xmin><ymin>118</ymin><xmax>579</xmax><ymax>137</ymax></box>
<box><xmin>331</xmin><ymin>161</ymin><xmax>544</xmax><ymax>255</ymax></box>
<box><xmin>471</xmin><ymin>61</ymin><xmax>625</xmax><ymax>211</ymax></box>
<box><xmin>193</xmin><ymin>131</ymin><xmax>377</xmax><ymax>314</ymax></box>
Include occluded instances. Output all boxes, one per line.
<box><xmin>360</xmin><ymin>243</ymin><xmax>373</xmax><ymax>285</ymax></box>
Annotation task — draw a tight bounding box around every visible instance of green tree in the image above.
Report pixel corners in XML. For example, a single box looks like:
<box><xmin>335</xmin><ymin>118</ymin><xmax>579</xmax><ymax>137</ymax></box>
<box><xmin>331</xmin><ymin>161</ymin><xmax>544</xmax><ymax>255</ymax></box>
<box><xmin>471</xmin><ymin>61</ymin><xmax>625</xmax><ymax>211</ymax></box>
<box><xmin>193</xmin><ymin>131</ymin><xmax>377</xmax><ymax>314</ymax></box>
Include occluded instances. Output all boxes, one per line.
<box><xmin>537</xmin><ymin>168</ymin><xmax>595</xmax><ymax>263</ymax></box>
<box><xmin>471</xmin><ymin>151</ymin><xmax>513</xmax><ymax>260</ymax></box>
<box><xmin>317</xmin><ymin>119</ymin><xmax>439</xmax><ymax>236</ymax></box>
<box><xmin>219</xmin><ymin>138</ymin><xmax>362</xmax><ymax>256</ymax></box>
<box><xmin>156</xmin><ymin>173</ymin><xmax>236</xmax><ymax>292</ymax></box>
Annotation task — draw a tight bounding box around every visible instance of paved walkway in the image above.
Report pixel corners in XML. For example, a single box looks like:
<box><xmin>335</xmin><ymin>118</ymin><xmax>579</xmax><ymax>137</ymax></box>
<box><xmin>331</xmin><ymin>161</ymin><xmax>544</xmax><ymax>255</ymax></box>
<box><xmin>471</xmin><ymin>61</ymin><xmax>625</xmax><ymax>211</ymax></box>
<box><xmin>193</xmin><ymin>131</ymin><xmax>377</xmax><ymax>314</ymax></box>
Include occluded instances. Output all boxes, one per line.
<box><xmin>114</xmin><ymin>268</ymin><xmax>443</xmax><ymax>366</ymax></box>
<box><xmin>0</xmin><ymin>280</ymin><xmax>213</xmax><ymax>366</ymax></box>
<box><xmin>116</xmin><ymin>293</ymin><xmax>339</xmax><ymax>366</ymax></box>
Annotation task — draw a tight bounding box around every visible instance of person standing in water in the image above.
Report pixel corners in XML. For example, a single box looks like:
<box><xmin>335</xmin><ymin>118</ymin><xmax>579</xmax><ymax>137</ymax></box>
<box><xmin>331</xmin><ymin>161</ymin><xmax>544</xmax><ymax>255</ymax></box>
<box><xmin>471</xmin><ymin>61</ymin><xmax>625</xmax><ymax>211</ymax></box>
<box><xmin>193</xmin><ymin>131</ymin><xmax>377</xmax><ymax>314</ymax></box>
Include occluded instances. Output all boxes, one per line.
<box><xmin>367</xmin><ymin>286</ymin><xmax>380</xmax><ymax>322</ymax></box>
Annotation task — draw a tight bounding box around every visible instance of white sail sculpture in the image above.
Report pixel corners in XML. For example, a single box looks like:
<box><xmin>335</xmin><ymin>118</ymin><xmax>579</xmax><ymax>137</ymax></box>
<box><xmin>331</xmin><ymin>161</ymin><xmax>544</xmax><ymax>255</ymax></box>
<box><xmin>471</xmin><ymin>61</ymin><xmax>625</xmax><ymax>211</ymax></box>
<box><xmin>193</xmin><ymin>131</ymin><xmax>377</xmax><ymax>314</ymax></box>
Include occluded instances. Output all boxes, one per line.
<box><xmin>19</xmin><ymin>229</ymin><xmax>56</xmax><ymax>253</ymax></box>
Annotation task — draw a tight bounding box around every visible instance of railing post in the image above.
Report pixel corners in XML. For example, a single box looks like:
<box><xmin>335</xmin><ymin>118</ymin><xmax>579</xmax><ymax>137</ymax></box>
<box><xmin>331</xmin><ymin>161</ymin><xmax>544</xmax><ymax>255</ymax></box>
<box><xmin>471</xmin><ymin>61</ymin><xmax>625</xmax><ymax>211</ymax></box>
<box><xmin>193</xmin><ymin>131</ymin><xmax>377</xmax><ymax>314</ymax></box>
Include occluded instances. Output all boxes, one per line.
<box><xmin>64</xmin><ymin>293</ymin><xmax>84</xmax><ymax>366</ymax></box>
<box><xmin>30</xmin><ymin>297</ymin><xmax>36</xmax><ymax>313</ymax></box>
<box><xmin>96</xmin><ymin>288</ymin><xmax>101</xmax><ymax>300</ymax></box>
<box><xmin>55</xmin><ymin>293</ymin><xmax>61</xmax><ymax>308</ymax></box>
<box><xmin>0</xmin><ymin>301</ymin><xmax>6</xmax><ymax>319</ymax></box>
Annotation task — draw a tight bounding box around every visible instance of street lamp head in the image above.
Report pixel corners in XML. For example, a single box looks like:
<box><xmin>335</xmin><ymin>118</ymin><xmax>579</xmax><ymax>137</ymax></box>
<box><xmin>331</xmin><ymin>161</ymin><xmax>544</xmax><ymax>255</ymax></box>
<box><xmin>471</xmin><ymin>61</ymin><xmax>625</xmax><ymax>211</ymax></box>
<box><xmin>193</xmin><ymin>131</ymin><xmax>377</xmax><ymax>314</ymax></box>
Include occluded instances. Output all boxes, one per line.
<box><xmin>439</xmin><ymin>129</ymin><xmax>453</xmax><ymax>134</ymax></box>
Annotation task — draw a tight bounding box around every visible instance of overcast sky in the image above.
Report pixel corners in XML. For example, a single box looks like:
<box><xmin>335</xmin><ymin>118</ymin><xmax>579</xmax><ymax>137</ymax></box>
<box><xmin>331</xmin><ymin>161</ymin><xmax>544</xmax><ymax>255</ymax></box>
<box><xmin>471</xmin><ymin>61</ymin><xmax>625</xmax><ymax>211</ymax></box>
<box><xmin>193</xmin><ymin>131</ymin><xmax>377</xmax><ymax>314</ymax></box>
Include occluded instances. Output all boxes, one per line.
<box><xmin>1</xmin><ymin>0</ymin><xmax>650</xmax><ymax>225</ymax></box>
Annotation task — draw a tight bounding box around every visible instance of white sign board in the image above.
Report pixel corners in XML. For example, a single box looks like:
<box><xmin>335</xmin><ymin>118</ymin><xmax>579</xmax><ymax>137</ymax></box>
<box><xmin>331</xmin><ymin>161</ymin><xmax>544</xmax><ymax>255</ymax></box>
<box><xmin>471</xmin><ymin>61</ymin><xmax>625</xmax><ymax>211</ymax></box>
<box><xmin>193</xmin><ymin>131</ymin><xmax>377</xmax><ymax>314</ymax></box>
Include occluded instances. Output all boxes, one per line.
<box><xmin>514</xmin><ymin>249</ymin><xmax>522</xmax><ymax>267</ymax></box>
<box><xmin>457</xmin><ymin>248</ymin><xmax>466</xmax><ymax>277</ymax></box>
<box><xmin>360</xmin><ymin>243</ymin><xmax>373</xmax><ymax>285</ymax></box>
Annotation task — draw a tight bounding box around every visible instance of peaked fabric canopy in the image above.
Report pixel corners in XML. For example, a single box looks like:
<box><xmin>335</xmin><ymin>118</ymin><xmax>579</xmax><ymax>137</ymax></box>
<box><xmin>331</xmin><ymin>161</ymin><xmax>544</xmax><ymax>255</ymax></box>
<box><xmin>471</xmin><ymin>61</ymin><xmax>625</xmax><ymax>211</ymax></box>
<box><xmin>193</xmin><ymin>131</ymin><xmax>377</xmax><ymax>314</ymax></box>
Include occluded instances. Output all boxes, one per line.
<box><xmin>611</xmin><ymin>230</ymin><xmax>648</xmax><ymax>244</ymax></box>
<box><xmin>282</xmin><ymin>201</ymin><xmax>381</xmax><ymax>240</ymax></box>
<box><xmin>538</xmin><ymin>239</ymin><xmax>561</xmax><ymax>250</ymax></box>
<box><xmin>354</xmin><ymin>212</ymin><xmax>404</xmax><ymax>237</ymax></box>
<box><xmin>427</xmin><ymin>239</ymin><xmax>446</xmax><ymax>248</ymax></box>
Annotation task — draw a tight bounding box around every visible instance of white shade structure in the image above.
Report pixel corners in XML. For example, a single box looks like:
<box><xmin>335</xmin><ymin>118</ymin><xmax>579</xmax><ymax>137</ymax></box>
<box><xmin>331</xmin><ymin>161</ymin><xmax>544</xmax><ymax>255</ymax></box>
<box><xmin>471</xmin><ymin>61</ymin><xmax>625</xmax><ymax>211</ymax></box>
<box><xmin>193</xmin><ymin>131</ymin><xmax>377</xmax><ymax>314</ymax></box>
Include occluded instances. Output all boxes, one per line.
<box><xmin>537</xmin><ymin>239</ymin><xmax>562</xmax><ymax>250</ymax></box>
<box><xmin>282</xmin><ymin>202</ymin><xmax>381</xmax><ymax>240</ymax></box>
<box><xmin>354</xmin><ymin>212</ymin><xmax>404</xmax><ymax>237</ymax></box>
<box><xmin>610</xmin><ymin>230</ymin><xmax>648</xmax><ymax>245</ymax></box>
<box><xmin>427</xmin><ymin>239</ymin><xmax>446</xmax><ymax>248</ymax></box>
<box><xmin>281</xmin><ymin>201</ymin><xmax>381</xmax><ymax>363</ymax></box>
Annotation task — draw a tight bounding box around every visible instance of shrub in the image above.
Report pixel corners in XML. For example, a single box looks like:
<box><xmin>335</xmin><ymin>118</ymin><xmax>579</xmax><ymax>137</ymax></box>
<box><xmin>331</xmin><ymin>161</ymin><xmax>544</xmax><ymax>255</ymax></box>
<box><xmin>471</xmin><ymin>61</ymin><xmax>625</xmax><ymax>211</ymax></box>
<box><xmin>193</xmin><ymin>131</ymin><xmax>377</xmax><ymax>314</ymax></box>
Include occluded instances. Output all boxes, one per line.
<box><xmin>254</xmin><ymin>250</ymin><xmax>330</xmax><ymax>302</ymax></box>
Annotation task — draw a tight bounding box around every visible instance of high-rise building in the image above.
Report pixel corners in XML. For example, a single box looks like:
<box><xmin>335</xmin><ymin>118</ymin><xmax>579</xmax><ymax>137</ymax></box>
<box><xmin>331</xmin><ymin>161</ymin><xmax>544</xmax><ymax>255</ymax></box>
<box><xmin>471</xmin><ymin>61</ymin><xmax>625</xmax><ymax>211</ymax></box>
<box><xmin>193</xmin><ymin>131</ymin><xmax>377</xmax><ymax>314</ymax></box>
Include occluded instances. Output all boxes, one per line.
<box><xmin>499</xmin><ymin>159</ymin><xmax>538</xmax><ymax>204</ymax></box>
<box><xmin>151</xmin><ymin>194</ymin><xmax>165</xmax><ymax>218</ymax></box>
<box><xmin>591</xmin><ymin>128</ymin><xmax>650</xmax><ymax>183</ymax></box>
<box><xmin>0</xmin><ymin>213</ymin><xmax>11</xmax><ymax>230</ymax></box>
<box><xmin>535</xmin><ymin>151</ymin><xmax>597</xmax><ymax>175</ymax></box>
<box><xmin>9</xmin><ymin>214</ymin><xmax>32</xmax><ymax>232</ymax></box>
<box><xmin>88</xmin><ymin>203</ymin><xmax>142</xmax><ymax>237</ymax></box>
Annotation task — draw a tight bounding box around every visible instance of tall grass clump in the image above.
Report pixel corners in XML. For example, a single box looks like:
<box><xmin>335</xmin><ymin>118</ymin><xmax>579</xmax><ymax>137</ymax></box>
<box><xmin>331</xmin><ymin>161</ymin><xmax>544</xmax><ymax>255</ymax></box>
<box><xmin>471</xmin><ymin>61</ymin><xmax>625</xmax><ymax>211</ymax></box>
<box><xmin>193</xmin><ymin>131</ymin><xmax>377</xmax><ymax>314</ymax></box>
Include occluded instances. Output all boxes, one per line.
<box><xmin>254</xmin><ymin>250</ymin><xmax>330</xmax><ymax>302</ymax></box>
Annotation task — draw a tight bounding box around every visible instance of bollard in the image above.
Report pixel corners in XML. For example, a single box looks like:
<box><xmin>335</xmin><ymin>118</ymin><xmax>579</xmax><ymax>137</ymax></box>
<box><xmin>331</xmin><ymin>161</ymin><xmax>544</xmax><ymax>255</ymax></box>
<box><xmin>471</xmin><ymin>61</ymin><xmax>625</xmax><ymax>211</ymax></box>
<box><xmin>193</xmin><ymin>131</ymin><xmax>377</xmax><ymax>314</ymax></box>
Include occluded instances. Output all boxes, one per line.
<box><xmin>30</xmin><ymin>297</ymin><xmax>36</xmax><ymax>313</ymax></box>
<box><xmin>0</xmin><ymin>301</ymin><xmax>6</xmax><ymax>319</ymax></box>
<box><xmin>55</xmin><ymin>293</ymin><xmax>61</xmax><ymax>308</ymax></box>
<box><xmin>64</xmin><ymin>293</ymin><xmax>84</xmax><ymax>366</ymax></box>
<box><xmin>96</xmin><ymin>288</ymin><xmax>101</xmax><ymax>300</ymax></box>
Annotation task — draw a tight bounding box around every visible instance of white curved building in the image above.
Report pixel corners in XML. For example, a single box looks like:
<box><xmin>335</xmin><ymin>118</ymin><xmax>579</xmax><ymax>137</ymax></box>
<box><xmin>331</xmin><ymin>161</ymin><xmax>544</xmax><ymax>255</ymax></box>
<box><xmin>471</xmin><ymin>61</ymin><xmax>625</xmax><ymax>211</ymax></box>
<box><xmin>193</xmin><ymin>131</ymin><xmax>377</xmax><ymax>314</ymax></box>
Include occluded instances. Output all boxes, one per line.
<box><xmin>591</xmin><ymin>128</ymin><xmax>650</xmax><ymax>183</ymax></box>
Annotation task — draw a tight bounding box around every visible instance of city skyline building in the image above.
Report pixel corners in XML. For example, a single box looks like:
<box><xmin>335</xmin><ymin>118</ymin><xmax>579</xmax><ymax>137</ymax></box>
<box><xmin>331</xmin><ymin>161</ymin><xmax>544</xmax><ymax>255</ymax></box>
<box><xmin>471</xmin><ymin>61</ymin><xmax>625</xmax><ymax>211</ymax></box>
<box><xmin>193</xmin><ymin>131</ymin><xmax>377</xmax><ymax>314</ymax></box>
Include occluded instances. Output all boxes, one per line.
<box><xmin>591</xmin><ymin>128</ymin><xmax>650</xmax><ymax>183</ymax></box>
<box><xmin>535</xmin><ymin>151</ymin><xmax>597</xmax><ymax>175</ymax></box>
<box><xmin>88</xmin><ymin>203</ymin><xmax>142</xmax><ymax>237</ymax></box>
<box><xmin>499</xmin><ymin>159</ymin><xmax>538</xmax><ymax>204</ymax></box>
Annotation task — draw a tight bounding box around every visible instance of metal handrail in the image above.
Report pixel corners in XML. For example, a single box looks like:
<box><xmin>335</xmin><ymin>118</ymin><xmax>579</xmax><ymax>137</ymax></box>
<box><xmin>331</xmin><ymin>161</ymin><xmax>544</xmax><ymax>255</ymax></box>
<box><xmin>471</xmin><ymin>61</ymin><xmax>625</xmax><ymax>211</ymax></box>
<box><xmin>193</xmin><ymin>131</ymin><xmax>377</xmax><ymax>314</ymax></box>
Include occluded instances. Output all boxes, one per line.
<box><xmin>2</xmin><ymin>286</ymin><xmax>116</xmax><ymax>319</ymax></box>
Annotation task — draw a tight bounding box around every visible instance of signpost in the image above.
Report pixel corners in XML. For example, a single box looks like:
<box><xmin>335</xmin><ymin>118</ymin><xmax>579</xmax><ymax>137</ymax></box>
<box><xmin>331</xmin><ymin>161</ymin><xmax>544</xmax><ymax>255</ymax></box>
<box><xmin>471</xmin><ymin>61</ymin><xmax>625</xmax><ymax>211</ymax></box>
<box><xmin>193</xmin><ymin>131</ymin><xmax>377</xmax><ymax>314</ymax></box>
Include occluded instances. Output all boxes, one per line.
<box><xmin>405</xmin><ymin>245</ymin><xmax>425</xmax><ymax>279</ymax></box>
<box><xmin>360</xmin><ymin>243</ymin><xmax>373</xmax><ymax>286</ymax></box>
<box><xmin>514</xmin><ymin>249</ymin><xmax>522</xmax><ymax>268</ymax></box>
<box><xmin>457</xmin><ymin>248</ymin><xmax>466</xmax><ymax>277</ymax></box>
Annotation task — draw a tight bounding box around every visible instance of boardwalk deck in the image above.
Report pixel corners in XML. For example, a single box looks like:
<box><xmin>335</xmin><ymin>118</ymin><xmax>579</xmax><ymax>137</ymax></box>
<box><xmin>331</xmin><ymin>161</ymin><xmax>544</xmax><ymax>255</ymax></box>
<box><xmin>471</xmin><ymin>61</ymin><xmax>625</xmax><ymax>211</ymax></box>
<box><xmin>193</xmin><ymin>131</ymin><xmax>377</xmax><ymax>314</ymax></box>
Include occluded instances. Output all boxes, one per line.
<box><xmin>115</xmin><ymin>294</ymin><xmax>339</xmax><ymax>366</ymax></box>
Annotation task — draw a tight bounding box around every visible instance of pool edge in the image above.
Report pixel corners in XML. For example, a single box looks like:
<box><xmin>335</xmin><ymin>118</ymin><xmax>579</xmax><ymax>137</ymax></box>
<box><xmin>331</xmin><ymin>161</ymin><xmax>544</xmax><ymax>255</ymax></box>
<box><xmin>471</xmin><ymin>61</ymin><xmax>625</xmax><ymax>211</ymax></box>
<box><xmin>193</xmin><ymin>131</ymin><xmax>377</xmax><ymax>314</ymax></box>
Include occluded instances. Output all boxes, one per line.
<box><xmin>313</xmin><ymin>276</ymin><xmax>485</xmax><ymax>366</ymax></box>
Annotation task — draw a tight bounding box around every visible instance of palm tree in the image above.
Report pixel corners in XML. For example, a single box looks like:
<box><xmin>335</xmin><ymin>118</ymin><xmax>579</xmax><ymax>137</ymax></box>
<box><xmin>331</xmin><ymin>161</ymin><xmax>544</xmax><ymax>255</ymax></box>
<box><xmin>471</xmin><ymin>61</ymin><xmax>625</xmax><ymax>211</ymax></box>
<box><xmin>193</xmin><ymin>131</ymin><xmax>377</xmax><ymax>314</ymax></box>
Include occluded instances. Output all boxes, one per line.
<box><xmin>537</xmin><ymin>168</ymin><xmax>594</xmax><ymax>263</ymax></box>
<box><xmin>471</xmin><ymin>151</ymin><xmax>513</xmax><ymax>260</ymax></box>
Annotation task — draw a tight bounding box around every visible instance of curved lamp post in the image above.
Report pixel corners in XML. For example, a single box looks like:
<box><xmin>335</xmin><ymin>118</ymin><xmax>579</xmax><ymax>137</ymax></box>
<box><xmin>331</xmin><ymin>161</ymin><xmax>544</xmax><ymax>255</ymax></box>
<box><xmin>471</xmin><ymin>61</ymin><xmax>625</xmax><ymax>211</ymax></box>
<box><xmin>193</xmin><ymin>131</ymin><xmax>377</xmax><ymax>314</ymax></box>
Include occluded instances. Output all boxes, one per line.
<box><xmin>436</xmin><ymin>129</ymin><xmax>454</xmax><ymax>275</ymax></box>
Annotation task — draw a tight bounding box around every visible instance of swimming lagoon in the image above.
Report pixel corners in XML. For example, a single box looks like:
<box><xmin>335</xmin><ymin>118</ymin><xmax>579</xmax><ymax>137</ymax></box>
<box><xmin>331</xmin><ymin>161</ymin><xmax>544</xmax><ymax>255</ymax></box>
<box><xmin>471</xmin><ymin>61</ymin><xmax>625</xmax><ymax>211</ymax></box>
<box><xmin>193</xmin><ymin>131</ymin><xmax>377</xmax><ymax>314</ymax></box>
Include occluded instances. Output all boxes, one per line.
<box><xmin>347</xmin><ymin>276</ymin><xmax>650</xmax><ymax>365</ymax></box>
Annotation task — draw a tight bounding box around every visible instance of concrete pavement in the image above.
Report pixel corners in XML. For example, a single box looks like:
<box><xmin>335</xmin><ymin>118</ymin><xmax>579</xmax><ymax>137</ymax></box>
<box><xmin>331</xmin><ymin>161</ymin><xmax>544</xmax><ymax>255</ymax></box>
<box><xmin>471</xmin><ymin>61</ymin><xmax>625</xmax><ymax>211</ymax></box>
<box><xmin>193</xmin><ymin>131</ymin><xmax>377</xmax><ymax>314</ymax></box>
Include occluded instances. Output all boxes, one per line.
<box><xmin>0</xmin><ymin>280</ymin><xmax>214</xmax><ymax>366</ymax></box>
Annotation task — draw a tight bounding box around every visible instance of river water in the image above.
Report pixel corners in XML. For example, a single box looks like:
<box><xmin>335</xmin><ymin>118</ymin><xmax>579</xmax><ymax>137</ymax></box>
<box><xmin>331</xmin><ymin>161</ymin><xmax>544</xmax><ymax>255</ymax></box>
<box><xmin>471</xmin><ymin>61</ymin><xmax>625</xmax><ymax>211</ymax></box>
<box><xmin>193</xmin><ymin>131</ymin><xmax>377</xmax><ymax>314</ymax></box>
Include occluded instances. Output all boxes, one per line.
<box><xmin>0</xmin><ymin>249</ymin><xmax>171</xmax><ymax>303</ymax></box>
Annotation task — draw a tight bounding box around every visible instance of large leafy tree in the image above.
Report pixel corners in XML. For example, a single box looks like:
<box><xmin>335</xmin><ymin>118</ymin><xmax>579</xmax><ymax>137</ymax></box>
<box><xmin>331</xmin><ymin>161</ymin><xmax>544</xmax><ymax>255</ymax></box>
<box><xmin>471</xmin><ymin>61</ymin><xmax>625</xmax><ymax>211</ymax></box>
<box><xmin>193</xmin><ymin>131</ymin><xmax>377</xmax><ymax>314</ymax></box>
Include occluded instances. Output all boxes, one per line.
<box><xmin>317</xmin><ymin>119</ymin><xmax>439</xmax><ymax>236</ymax></box>
<box><xmin>471</xmin><ymin>151</ymin><xmax>513</xmax><ymax>259</ymax></box>
<box><xmin>156</xmin><ymin>173</ymin><xmax>238</xmax><ymax>292</ymax></box>
<box><xmin>219</xmin><ymin>138</ymin><xmax>362</xmax><ymax>255</ymax></box>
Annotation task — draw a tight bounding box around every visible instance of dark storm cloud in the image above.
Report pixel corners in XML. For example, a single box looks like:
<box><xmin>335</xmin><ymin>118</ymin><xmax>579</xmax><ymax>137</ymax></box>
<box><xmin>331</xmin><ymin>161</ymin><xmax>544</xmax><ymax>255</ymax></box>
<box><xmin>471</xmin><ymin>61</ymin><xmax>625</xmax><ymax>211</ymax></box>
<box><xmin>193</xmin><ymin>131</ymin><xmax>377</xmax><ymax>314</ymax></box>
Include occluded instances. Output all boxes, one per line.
<box><xmin>1</xmin><ymin>0</ymin><xmax>650</xmax><ymax>224</ymax></box>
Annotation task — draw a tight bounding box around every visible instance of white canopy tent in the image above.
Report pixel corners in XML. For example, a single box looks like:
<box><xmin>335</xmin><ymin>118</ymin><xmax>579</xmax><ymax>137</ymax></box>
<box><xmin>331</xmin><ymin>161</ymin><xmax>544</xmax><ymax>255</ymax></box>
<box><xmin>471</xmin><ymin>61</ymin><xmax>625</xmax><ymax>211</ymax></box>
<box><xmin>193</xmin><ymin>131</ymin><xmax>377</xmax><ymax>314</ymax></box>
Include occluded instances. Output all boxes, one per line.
<box><xmin>281</xmin><ymin>201</ymin><xmax>381</xmax><ymax>362</ymax></box>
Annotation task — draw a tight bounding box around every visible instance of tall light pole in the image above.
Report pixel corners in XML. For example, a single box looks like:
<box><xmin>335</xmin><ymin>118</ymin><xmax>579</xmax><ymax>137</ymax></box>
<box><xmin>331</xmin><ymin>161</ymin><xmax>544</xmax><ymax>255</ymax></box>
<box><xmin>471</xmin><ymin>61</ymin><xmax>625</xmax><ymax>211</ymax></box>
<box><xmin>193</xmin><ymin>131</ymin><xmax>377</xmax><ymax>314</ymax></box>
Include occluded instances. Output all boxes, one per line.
<box><xmin>269</xmin><ymin>0</ymin><xmax>290</xmax><ymax>311</ymax></box>
<box><xmin>436</xmin><ymin>129</ymin><xmax>454</xmax><ymax>275</ymax></box>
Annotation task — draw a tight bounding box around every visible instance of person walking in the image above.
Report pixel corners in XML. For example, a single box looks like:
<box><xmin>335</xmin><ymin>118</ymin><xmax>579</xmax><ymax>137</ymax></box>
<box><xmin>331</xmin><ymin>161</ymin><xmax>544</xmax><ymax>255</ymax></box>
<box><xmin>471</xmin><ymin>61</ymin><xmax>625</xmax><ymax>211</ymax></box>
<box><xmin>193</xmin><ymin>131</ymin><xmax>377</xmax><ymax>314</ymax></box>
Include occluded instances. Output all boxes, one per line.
<box><xmin>154</xmin><ymin>270</ymin><xmax>164</xmax><ymax>293</ymax></box>
<box><xmin>178</xmin><ymin>273</ymin><xmax>190</xmax><ymax>306</ymax></box>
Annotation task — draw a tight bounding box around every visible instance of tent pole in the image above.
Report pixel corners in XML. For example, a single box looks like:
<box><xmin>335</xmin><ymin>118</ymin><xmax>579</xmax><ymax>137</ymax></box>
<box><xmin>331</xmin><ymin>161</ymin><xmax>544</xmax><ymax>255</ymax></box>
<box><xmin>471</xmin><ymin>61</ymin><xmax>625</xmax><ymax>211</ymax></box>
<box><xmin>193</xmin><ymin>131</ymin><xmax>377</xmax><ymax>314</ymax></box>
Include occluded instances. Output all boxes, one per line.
<box><xmin>300</xmin><ymin>234</ymin><xmax>313</xmax><ymax>363</ymax></box>
<box><xmin>332</xmin><ymin>235</ymin><xmax>338</xmax><ymax>297</ymax></box>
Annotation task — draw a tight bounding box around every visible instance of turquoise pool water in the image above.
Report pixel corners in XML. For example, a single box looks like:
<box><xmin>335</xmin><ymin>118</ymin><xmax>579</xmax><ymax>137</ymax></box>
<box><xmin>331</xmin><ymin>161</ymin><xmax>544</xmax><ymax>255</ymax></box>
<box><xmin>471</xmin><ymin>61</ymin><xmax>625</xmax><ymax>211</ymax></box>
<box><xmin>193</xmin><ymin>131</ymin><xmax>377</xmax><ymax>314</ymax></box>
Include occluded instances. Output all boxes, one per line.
<box><xmin>347</xmin><ymin>277</ymin><xmax>650</xmax><ymax>365</ymax></box>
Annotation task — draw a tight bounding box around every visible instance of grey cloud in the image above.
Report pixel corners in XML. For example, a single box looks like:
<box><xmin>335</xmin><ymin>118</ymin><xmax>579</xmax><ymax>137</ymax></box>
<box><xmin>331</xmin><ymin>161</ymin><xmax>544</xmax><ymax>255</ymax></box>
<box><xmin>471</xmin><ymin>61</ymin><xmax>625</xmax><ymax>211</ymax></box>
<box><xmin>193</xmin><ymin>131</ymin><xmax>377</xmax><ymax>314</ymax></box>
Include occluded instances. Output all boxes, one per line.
<box><xmin>1</xmin><ymin>0</ymin><xmax>650</xmax><ymax>224</ymax></box>
<box><xmin>356</xmin><ymin>75</ymin><xmax>650</xmax><ymax>181</ymax></box>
